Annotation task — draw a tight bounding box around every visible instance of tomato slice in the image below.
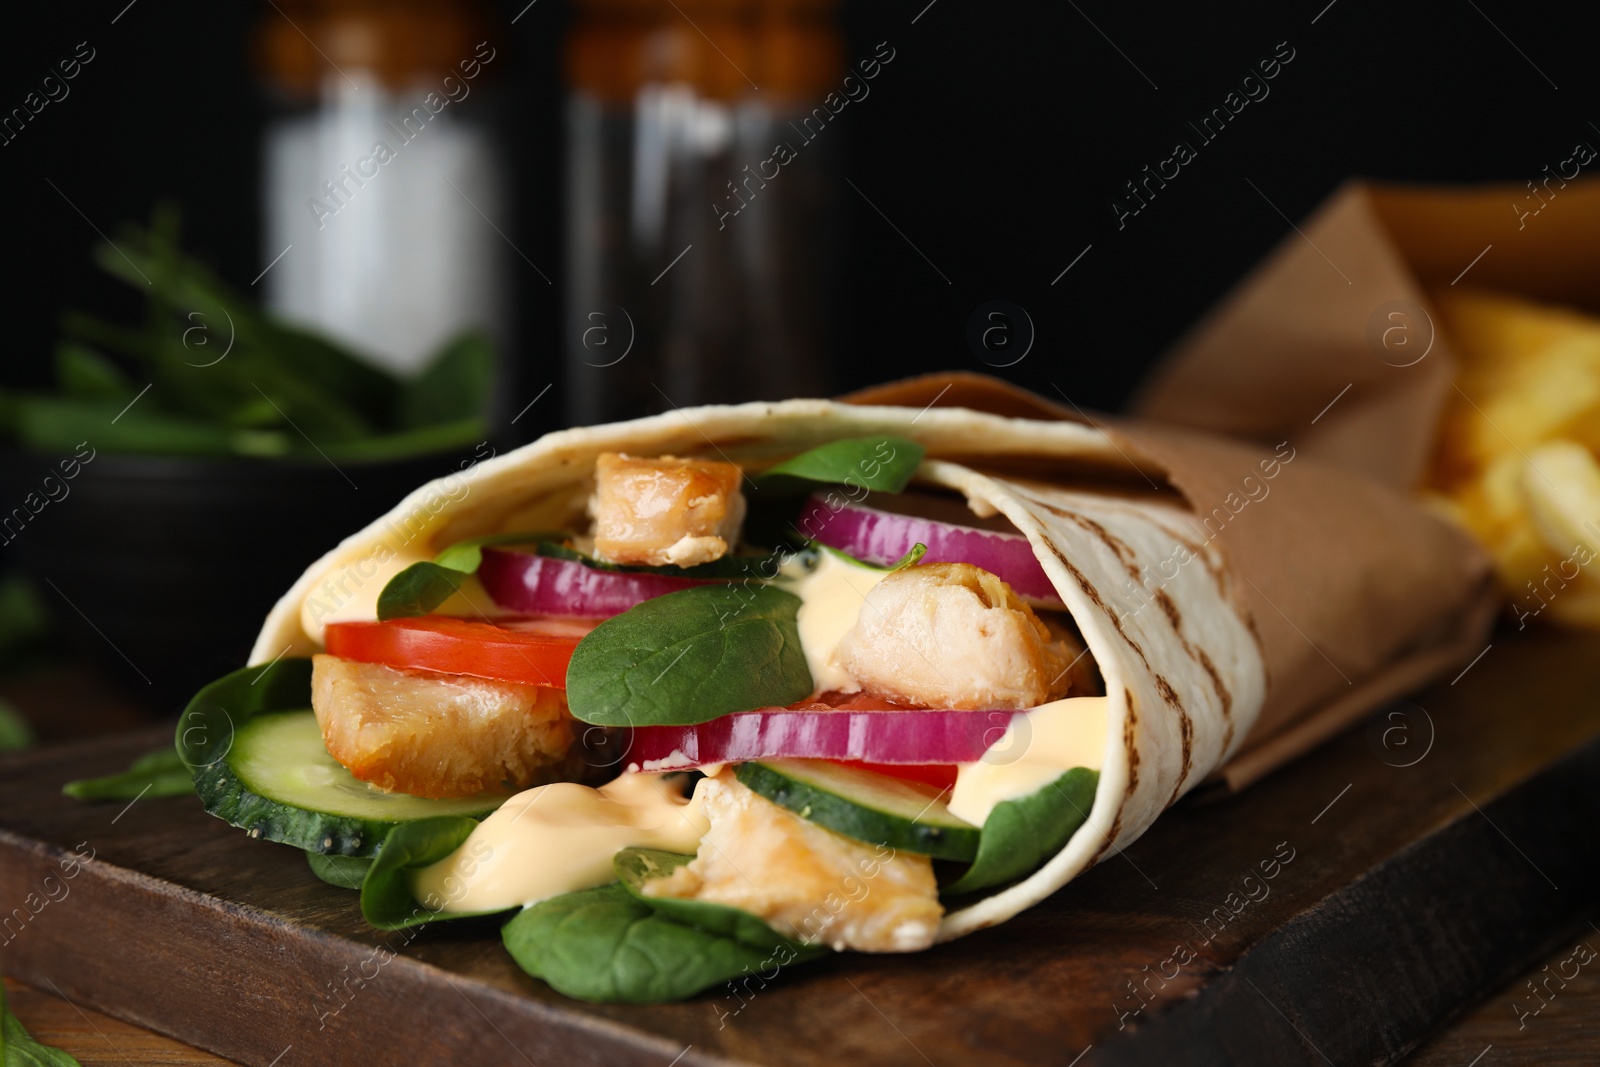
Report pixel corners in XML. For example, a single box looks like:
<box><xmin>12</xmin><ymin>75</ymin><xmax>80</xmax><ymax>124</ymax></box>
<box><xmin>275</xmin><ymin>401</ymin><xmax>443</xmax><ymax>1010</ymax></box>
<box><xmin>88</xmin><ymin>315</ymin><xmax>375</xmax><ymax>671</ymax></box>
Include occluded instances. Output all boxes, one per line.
<box><xmin>324</xmin><ymin>616</ymin><xmax>597</xmax><ymax>688</ymax></box>
<box><xmin>841</xmin><ymin>761</ymin><xmax>960</xmax><ymax>792</ymax></box>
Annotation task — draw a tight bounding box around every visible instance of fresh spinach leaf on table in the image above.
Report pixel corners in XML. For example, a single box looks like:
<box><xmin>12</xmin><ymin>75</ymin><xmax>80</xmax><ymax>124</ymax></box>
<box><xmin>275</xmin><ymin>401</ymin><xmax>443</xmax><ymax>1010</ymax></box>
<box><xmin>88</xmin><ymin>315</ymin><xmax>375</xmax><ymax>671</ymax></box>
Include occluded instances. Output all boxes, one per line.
<box><xmin>1</xmin><ymin>980</ymin><xmax>84</xmax><ymax>1066</ymax></box>
<box><xmin>942</xmin><ymin>768</ymin><xmax>1099</xmax><ymax>896</ymax></box>
<box><xmin>565</xmin><ymin>584</ymin><xmax>812</xmax><ymax>727</ymax></box>
<box><xmin>0</xmin><ymin>701</ymin><xmax>32</xmax><ymax>754</ymax></box>
<box><xmin>62</xmin><ymin>747</ymin><xmax>194</xmax><ymax>801</ymax></box>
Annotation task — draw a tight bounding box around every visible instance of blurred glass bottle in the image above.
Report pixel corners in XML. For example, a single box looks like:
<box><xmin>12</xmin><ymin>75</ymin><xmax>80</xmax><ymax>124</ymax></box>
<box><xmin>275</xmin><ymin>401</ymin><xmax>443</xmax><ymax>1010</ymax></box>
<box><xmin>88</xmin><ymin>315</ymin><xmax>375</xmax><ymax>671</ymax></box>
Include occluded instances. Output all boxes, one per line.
<box><xmin>566</xmin><ymin>0</ymin><xmax>840</xmax><ymax>423</ymax></box>
<box><xmin>255</xmin><ymin>0</ymin><xmax>507</xmax><ymax>376</ymax></box>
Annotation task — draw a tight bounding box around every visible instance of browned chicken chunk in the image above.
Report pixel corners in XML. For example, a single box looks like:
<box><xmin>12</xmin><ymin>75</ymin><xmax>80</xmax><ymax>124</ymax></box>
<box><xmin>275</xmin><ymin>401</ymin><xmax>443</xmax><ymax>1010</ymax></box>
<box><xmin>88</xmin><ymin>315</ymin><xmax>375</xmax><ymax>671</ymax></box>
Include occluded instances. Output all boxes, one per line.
<box><xmin>589</xmin><ymin>452</ymin><xmax>746</xmax><ymax>567</ymax></box>
<box><xmin>835</xmin><ymin>562</ymin><xmax>1076</xmax><ymax>709</ymax></box>
<box><xmin>642</xmin><ymin>774</ymin><xmax>943</xmax><ymax>952</ymax></box>
<box><xmin>311</xmin><ymin>654</ymin><xmax>581</xmax><ymax>798</ymax></box>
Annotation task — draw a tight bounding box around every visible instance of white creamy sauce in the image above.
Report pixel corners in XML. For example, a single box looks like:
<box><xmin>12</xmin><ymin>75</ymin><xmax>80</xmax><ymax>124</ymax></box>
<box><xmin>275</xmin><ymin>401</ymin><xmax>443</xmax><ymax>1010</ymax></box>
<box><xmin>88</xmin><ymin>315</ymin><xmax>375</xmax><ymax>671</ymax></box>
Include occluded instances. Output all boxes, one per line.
<box><xmin>949</xmin><ymin>696</ymin><xmax>1109</xmax><ymax>827</ymax></box>
<box><xmin>782</xmin><ymin>548</ymin><xmax>889</xmax><ymax>695</ymax></box>
<box><xmin>300</xmin><ymin>550</ymin><xmax>425</xmax><ymax>643</ymax></box>
<box><xmin>300</xmin><ymin>552</ymin><xmax>496</xmax><ymax>644</ymax></box>
<box><xmin>410</xmin><ymin>772</ymin><xmax>710</xmax><ymax>913</ymax></box>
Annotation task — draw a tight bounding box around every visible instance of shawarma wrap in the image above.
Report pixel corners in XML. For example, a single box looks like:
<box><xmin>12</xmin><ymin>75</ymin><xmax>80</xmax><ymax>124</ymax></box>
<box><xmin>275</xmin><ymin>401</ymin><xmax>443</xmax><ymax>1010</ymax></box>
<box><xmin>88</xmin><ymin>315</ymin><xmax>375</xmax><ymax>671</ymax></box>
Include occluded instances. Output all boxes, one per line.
<box><xmin>189</xmin><ymin>376</ymin><xmax>1489</xmax><ymax>999</ymax></box>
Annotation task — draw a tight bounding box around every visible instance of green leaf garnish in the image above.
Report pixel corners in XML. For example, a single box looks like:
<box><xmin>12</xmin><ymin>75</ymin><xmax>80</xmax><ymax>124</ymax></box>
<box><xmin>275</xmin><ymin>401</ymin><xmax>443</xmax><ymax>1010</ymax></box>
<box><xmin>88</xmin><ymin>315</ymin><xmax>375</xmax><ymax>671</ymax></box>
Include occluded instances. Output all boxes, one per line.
<box><xmin>615</xmin><ymin>848</ymin><xmax>826</xmax><ymax>955</ymax></box>
<box><xmin>564</xmin><ymin>584</ymin><xmax>813</xmax><ymax>727</ymax></box>
<box><xmin>754</xmin><ymin>435</ymin><xmax>925</xmax><ymax>494</ymax></box>
<box><xmin>62</xmin><ymin>746</ymin><xmax>195</xmax><ymax>800</ymax></box>
<box><xmin>501</xmin><ymin>882</ymin><xmax>804</xmax><ymax>1004</ymax></box>
<box><xmin>307</xmin><ymin>851</ymin><xmax>374</xmax><ymax>890</ymax></box>
<box><xmin>375</xmin><ymin>531</ymin><xmax>563</xmax><ymax>620</ymax></box>
<box><xmin>361</xmin><ymin>817</ymin><xmax>511</xmax><ymax>929</ymax></box>
<box><xmin>175</xmin><ymin>658</ymin><xmax>315</xmax><ymax>772</ymax></box>
<box><xmin>2</xmin><ymin>979</ymin><xmax>84</xmax><ymax>1065</ymax></box>
<box><xmin>889</xmin><ymin>542</ymin><xmax>928</xmax><ymax>571</ymax></box>
<box><xmin>0</xmin><ymin>700</ymin><xmax>33</xmax><ymax>753</ymax></box>
<box><xmin>2</xmin><ymin>207</ymin><xmax>496</xmax><ymax>461</ymax></box>
<box><xmin>399</xmin><ymin>333</ymin><xmax>494</xmax><ymax>430</ymax></box>
<box><xmin>942</xmin><ymin>768</ymin><xmax>1099</xmax><ymax>896</ymax></box>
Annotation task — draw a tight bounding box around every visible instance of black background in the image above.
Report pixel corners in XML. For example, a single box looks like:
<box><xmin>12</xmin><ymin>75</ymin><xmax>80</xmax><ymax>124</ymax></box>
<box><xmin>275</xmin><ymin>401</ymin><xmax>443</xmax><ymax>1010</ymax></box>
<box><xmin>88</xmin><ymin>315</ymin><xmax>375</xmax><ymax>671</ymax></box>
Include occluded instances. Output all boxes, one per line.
<box><xmin>1</xmin><ymin>0</ymin><xmax>1593</xmax><ymax>437</ymax></box>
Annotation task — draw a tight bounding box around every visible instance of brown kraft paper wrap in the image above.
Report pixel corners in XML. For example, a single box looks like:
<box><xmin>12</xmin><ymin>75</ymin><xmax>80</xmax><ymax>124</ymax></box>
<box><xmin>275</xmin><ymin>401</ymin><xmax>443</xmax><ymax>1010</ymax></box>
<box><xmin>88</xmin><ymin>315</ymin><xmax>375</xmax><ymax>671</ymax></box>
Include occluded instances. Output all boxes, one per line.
<box><xmin>1134</xmin><ymin>176</ymin><xmax>1600</xmax><ymax>488</ymax></box>
<box><xmin>844</xmin><ymin>372</ymin><xmax>1497</xmax><ymax>790</ymax></box>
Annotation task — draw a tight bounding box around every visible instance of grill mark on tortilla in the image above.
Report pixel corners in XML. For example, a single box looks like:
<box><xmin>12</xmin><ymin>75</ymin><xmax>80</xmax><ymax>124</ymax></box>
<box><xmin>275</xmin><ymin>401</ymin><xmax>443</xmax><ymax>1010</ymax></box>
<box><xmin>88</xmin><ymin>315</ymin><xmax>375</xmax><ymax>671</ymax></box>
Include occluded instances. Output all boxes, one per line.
<box><xmin>1154</xmin><ymin>588</ymin><xmax>1233</xmax><ymax>735</ymax></box>
<box><xmin>1154</xmin><ymin>589</ymin><xmax>1183</xmax><ymax>632</ymax></box>
<box><xmin>1148</xmin><ymin>511</ymin><xmax>1266</xmax><ymax>685</ymax></box>
<box><xmin>1024</xmin><ymin>498</ymin><xmax>1140</xmax><ymax>571</ymax></box>
<box><xmin>1017</xmin><ymin>496</ymin><xmax>1159</xmax><ymax>621</ymax></box>
<box><xmin>1166</xmin><ymin>708</ymin><xmax>1195</xmax><ymax>808</ymax></box>
<box><xmin>1091</xmin><ymin>691</ymin><xmax>1138</xmax><ymax>864</ymax></box>
<box><xmin>1195</xmin><ymin>647</ymin><xmax>1233</xmax><ymax>721</ymax></box>
<box><xmin>1157</xmin><ymin>517</ymin><xmax>1225</xmax><ymax>586</ymax></box>
<box><xmin>1151</xmin><ymin>672</ymin><xmax>1191</xmax><ymax>806</ymax></box>
<box><xmin>1041</xmin><ymin>534</ymin><xmax>1153</xmax><ymax>672</ymax></box>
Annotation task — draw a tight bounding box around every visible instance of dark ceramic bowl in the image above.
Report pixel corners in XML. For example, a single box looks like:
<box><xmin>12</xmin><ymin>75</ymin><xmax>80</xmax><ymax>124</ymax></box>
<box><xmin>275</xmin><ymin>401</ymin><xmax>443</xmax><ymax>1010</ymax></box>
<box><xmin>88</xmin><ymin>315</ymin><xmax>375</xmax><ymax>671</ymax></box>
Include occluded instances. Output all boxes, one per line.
<box><xmin>0</xmin><ymin>447</ymin><xmax>478</xmax><ymax>714</ymax></box>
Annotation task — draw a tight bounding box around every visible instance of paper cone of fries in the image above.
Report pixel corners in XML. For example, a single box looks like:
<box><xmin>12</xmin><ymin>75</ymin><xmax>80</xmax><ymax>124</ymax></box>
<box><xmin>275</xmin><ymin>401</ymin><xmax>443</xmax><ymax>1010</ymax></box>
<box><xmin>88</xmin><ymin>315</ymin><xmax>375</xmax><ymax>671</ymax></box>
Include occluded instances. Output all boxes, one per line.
<box><xmin>1136</xmin><ymin>176</ymin><xmax>1600</xmax><ymax>631</ymax></box>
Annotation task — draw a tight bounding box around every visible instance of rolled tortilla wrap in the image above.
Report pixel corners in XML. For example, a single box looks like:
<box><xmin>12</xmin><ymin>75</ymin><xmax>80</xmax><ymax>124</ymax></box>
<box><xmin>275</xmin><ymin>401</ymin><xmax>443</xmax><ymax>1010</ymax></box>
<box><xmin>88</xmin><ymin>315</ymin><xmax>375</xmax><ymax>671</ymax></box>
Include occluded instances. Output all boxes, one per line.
<box><xmin>251</xmin><ymin>382</ymin><xmax>1489</xmax><ymax>939</ymax></box>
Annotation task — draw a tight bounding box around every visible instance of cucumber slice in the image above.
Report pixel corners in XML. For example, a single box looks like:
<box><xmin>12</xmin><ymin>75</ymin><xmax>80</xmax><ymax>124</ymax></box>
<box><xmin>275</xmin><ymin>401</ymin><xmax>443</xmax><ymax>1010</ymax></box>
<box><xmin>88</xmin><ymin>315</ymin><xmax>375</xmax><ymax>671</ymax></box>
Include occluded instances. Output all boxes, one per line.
<box><xmin>735</xmin><ymin>759</ymin><xmax>979</xmax><ymax>861</ymax></box>
<box><xmin>193</xmin><ymin>709</ymin><xmax>506</xmax><ymax>856</ymax></box>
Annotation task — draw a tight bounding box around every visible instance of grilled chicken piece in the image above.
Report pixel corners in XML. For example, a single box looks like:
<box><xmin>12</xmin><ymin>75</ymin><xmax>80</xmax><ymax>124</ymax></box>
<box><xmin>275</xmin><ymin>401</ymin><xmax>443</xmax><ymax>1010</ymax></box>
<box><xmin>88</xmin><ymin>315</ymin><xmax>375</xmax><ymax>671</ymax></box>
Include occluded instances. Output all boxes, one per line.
<box><xmin>311</xmin><ymin>654</ymin><xmax>581</xmax><ymax>799</ymax></box>
<box><xmin>589</xmin><ymin>452</ymin><xmax>747</xmax><ymax>567</ymax></box>
<box><xmin>642</xmin><ymin>774</ymin><xmax>942</xmax><ymax>953</ymax></box>
<box><xmin>835</xmin><ymin>562</ymin><xmax>1076</xmax><ymax>710</ymax></box>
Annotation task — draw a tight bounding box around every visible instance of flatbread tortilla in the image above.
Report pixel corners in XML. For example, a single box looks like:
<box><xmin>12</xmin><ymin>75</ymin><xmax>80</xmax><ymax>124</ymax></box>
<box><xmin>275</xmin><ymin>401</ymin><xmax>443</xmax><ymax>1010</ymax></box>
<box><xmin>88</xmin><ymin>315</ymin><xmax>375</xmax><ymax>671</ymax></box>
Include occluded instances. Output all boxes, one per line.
<box><xmin>251</xmin><ymin>399</ymin><xmax>1264</xmax><ymax>939</ymax></box>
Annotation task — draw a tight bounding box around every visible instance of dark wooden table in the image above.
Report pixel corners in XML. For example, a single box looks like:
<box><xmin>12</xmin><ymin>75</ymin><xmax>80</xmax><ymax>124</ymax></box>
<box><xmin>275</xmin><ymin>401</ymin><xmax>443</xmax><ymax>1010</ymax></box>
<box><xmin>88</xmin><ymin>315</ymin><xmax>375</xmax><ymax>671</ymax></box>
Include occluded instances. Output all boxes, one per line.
<box><xmin>1</xmin><ymin>631</ymin><xmax>1598</xmax><ymax>1066</ymax></box>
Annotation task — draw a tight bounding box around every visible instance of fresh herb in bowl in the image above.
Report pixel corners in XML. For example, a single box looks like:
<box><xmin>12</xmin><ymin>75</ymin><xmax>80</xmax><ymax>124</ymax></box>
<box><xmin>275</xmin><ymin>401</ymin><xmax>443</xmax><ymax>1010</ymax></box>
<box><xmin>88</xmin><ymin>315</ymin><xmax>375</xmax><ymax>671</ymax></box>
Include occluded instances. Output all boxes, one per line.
<box><xmin>0</xmin><ymin>205</ymin><xmax>492</xmax><ymax>461</ymax></box>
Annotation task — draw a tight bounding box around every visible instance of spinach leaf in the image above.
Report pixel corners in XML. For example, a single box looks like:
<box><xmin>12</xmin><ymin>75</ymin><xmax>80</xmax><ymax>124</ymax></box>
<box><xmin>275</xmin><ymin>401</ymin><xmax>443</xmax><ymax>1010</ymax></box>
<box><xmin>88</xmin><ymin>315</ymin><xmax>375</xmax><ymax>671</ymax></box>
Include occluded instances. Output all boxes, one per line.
<box><xmin>375</xmin><ymin>562</ymin><xmax>469</xmax><ymax>620</ymax></box>
<box><xmin>2</xmin><ymin>980</ymin><xmax>84</xmax><ymax>1066</ymax></box>
<box><xmin>754</xmin><ymin>435</ymin><xmax>925</xmax><ymax>495</ymax></box>
<box><xmin>615</xmin><ymin>849</ymin><xmax>823</xmax><ymax>955</ymax></box>
<box><xmin>361</xmin><ymin>816</ymin><xmax>509</xmax><ymax>929</ymax></box>
<box><xmin>889</xmin><ymin>542</ymin><xmax>928</xmax><ymax>571</ymax></box>
<box><xmin>942</xmin><ymin>768</ymin><xmax>1099</xmax><ymax>897</ymax></box>
<box><xmin>55</xmin><ymin>342</ymin><xmax>131</xmax><ymax>400</ymax></box>
<box><xmin>501</xmin><ymin>883</ymin><xmax>788</xmax><ymax>1004</ymax></box>
<box><xmin>176</xmin><ymin>658</ymin><xmax>315</xmax><ymax>771</ymax></box>
<box><xmin>307</xmin><ymin>851</ymin><xmax>374</xmax><ymax>890</ymax></box>
<box><xmin>400</xmin><ymin>333</ymin><xmax>494</xmax><ymax>429</ymax></box>
<box><xmin>375</xmin><ymin>531</ymin><xmax>561</xmax><ymax>620</ymax></box>
<box><xmin>3</xmin><ymin>208</ymin><xmax>496</xmax><ymax>462</ymax></box>
<box><xmin>0</xmin><ymin>701</ymin><xmax>32</xmax><ymax>753</ymax></box>
<box><xmin>63</xmin><ymin>747</ymin><xmax>194</xmax><ymax>801</ymax></box>
<box><xmin>565</xmin><ymin>584</ymin><xmax>812</xmax><ymax>727</ymax></box>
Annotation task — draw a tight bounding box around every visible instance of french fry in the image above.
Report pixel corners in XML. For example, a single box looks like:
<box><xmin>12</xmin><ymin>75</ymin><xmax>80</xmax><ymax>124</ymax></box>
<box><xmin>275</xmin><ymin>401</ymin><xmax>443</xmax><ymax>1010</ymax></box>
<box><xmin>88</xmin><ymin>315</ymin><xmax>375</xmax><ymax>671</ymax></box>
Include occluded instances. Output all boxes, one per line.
<box><xmin>1428</xmin><ymin>291</ymin><xmax>1600</xmax><ymax>630</ymax></box>
<box><xmin>1519</xmin><ymin>440</ymin><xmax>1600</xmax><ymax>561</ymax></box>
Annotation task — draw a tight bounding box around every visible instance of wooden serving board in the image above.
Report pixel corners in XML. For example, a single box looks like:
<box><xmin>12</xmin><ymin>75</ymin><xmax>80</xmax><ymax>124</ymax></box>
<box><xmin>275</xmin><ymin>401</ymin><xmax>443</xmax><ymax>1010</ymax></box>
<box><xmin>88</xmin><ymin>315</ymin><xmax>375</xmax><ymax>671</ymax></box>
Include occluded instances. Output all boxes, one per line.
<box><xmin>3</xmin><ymin>630</ymin><xmax>1599</xmax><ymax>1067</ymax></box>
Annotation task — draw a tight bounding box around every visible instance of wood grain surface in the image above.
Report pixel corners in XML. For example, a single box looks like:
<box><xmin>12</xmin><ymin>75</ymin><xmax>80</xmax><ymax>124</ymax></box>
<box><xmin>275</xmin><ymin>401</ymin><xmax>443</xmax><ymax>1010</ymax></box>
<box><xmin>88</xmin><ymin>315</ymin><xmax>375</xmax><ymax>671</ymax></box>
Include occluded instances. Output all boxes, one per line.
<box><xmin>1</xmin><ymin>630</ymin><xmax>1598</xmax><ymax>1067</ymax></box>
<box><xmin>4</xmin><ymin>977</ymin><xmax>238</xmax><ymax>1066</ymax></box>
